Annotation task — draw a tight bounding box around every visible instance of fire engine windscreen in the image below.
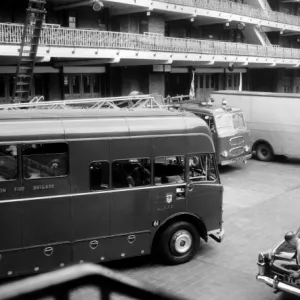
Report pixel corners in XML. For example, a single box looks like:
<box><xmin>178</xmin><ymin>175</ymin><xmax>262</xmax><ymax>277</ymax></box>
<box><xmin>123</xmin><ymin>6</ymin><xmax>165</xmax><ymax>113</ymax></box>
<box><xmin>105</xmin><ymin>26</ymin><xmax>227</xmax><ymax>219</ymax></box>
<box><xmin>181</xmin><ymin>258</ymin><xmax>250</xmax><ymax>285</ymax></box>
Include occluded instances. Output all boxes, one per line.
<box><xmin>215</xmin><ymin>112</ymin><xmax>246</xmax><ymax>134</ymax></box>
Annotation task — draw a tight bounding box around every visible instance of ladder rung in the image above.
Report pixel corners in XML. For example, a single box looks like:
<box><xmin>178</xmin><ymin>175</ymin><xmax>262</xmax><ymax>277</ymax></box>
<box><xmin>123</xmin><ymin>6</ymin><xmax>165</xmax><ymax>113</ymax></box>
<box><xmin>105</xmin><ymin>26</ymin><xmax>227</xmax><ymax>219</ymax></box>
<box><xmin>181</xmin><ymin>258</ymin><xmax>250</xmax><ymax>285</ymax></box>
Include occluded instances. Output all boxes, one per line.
<box><xmin>26</xmin><ymin>25</ymin><xmax>43</xmax><ymax>31</ymax></box>
<box><xmin>15</xmin><ymin>90</ymin><xmax>30</xmax><ymax>94</ymax></box>
<box><xmin>27</xmin><ymin>17</ymin><xmax>44</xmax><ymax>22</ymax></box>
<box><xmin>17</xmin><ymin>75</ymin><xmax>32</xmax><ymax>78</ymax></box>
<box><xmin>17</xmin><ymin>82</ymin><xmax>30</xmax><ymax>85</ymax></box>
<box><xmin>28</xmin><ymin>8</ymin><xmax>46</xmax><ymax>14</ymax></box>
<box><xmin>30</xmin><ymin>0</ymin><xmax>46</xmax><ymax>4</ymax></box>
<box><xmin>23</xmin><ymin>42</ymin><xmax>38</xmax><ymax>46</ymax></box>
<box><xmin>19</xmin><ymin>65</ymin><xmax>32</xmax><ymax>69</ymax></box>
<box><xmin>21</xmin><ymin>57</ymin><xmax>34</xmax><ymax>61</ymax></box>
<box><xmin>22</xmin><ymin>50</ymin><xmax>36</xmax><ymax>54</ymax></box>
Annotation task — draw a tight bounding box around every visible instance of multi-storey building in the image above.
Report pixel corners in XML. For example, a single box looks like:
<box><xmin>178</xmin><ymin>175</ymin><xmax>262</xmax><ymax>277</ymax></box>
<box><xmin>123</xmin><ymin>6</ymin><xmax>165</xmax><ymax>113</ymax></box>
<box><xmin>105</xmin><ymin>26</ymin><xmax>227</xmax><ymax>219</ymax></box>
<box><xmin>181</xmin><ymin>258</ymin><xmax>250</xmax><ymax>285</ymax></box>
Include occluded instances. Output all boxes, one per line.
<box><xmin>1</xmin><ymin>0</ymin><xmax>300</xmax><ymax>103</ymax></box>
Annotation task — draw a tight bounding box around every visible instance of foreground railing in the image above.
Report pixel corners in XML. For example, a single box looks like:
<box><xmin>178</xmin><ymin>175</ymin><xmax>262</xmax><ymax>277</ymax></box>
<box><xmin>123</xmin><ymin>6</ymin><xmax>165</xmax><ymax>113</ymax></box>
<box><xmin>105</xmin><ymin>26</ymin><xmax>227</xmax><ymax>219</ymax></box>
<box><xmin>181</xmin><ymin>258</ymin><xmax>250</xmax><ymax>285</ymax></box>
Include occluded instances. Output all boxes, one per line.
<box><xmin>0</xmin><ymin>263</ymin><xmax>186</xmax><ymax>300</ymax></box>
<box><xmin>1</xmin><ymin>23</ymin><xmax>300</xmax><ymax>60</ymax></box>
<box><xmin>157</xmin><ymin>0</ymin><xmax>300</xmax><ymax>26</ymax></box>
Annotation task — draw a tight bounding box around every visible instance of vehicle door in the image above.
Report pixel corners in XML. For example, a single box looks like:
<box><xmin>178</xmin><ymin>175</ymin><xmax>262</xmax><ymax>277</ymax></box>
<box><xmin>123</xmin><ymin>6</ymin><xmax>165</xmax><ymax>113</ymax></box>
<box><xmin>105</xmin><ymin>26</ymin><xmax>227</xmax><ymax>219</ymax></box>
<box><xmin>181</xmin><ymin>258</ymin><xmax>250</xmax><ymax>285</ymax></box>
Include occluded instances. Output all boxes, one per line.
<box><xmin>109</xmin><ymin>138</ymin><xmax>153</xmax><ymax>258</ymax></box>
<box><xmin>185</xmin><ymin>153</ymin><xmax>223</xmax><ymax>232</ymax></box>
<box><xmin>151</xmin><ymin>136</ymin><xmax>187</xmax><ymax>226</ymax></box>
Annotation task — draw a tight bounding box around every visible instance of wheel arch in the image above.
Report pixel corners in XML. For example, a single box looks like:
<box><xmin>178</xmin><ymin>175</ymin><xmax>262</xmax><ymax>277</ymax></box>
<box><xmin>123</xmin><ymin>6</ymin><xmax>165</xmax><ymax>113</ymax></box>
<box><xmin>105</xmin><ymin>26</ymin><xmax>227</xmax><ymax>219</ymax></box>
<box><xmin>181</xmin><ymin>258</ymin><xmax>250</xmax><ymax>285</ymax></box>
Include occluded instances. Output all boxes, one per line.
<box><xmin>151</xmin><ymin>213</ymin><xmax>208</xmax><ymax>253</ymax></box>
<box><xmin>252</xmin><ymin>139</ymin><xmax>274</xmax><ymax>154</ymax></box>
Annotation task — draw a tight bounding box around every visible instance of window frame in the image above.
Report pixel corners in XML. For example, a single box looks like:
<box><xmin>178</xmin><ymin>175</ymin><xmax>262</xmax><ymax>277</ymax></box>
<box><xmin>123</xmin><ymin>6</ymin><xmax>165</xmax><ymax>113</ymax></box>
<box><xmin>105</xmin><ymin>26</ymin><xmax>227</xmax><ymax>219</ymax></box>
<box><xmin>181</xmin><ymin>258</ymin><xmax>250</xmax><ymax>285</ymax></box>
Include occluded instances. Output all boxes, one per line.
<box><xmin>89</xmin><ymin>160</ymin><xmax>110</xmax><ymax>192</ymax></box>
<box><xmin>154</xmin><ymin>155</ymin><xmax>186</xmax><ymax>186</ymax></box>
<box><xmin>21</xmin><ymin>142</ymin><xmax>69</xmax><ymax>181</ymax></box>
<box><xmin>112</xmin><ymin>157</ymin><xmax>152</xmax><ymax>190</ymax></box>
<box><xmin>0</xmin><ymin>144</ymin><xmax>18</xmax><ymax>182</ymax></box>
<box><xmin>187</xmin><ymin>153</ymin><xmax>218</xmax><ymax>184</ymax></box>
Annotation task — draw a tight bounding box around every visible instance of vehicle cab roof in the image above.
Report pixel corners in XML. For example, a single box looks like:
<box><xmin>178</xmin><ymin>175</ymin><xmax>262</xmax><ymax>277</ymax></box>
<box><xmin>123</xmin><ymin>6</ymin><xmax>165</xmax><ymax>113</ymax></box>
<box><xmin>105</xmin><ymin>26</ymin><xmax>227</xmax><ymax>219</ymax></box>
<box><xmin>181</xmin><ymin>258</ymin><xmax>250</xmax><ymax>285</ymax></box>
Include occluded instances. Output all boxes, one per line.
<box><xmin>180</xmin><ymin>102</ymin><xmax>241</xmax><ymax>115</ymax></box>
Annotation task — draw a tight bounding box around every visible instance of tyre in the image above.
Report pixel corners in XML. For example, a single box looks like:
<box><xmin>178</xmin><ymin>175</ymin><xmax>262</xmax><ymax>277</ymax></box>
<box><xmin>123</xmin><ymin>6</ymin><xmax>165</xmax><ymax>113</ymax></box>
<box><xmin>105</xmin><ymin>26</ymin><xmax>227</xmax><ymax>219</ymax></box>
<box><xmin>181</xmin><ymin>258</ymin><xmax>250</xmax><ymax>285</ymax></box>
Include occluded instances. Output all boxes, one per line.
<box><xmin>157</xmin><ymin>221</ymin><xmax>200</xmax><ymax>265</ymax></box>
<box><xmin>256</xmin><ymin>143</ymin><xmax>273</xmax><ymax>162</ymax></box>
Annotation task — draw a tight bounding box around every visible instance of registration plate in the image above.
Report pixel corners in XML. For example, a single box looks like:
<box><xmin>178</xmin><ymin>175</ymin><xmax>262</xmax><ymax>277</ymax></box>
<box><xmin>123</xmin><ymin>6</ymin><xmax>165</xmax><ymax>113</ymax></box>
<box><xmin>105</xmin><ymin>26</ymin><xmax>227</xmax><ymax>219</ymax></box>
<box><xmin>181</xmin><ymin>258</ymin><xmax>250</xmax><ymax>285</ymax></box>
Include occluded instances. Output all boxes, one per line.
<box><xmin>233</xmin><ymin>156</ymin><xmax>244</xmax><ymax>162</ymax></box>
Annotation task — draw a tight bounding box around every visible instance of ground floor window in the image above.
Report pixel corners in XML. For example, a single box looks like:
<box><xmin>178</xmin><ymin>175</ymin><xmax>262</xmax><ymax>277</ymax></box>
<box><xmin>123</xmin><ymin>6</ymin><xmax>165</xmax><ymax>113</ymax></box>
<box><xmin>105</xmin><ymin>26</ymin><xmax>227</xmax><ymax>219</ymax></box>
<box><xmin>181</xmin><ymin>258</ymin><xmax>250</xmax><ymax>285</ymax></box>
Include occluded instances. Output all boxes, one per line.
<box><xmin>63</xmin><ymin>74</ymin><xmax>105</xmax><ymax>100</ymax></box>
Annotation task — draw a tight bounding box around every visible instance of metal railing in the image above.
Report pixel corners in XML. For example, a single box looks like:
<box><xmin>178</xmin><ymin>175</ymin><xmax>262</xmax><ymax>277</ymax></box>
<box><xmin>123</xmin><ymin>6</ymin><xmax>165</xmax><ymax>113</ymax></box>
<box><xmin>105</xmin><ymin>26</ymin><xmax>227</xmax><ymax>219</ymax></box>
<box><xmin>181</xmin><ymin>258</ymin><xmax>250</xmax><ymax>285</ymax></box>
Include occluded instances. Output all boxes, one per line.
<box><xmin>157</xmin><ymin>0</ymin><xmax>300</xmax><ymax>26</ymax></box>
<box><xmin>0</xmin><ymin>263</ymin><xmax>186</xmax><ymax>300</ymax></box>
<box><xmin>1</xmin><ymin>23</ymin><xmax>300</xmax><ymax>60</ymax></box>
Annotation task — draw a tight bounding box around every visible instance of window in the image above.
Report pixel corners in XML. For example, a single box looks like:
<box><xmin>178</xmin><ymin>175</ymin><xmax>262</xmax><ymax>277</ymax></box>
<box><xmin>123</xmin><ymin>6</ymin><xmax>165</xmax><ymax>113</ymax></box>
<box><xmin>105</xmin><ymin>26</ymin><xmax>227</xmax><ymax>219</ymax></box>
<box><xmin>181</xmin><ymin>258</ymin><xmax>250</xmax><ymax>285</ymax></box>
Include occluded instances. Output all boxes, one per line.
<box><xmin>283</xmin><ymin>86</ymin><xmax>290</xmax><ymax>93</ymax></box>
<box><xmin>232</xmin><ymin>112</ymin><xmax>246</xmax><ymax>130</ymax></box>
<box><xmin>198</xmin><ymin>114</ymin><xmax>216</xmax><ymax>133</ymax></box>
<box><xmin>215</xmin><ymin>113</ymin><xmax>234</xmax><ymax>134</ymax></box>
<box><xmin>228</xmin><ymin>75</ymin><xmax>233</xmax><ymax>88</ymax></box>
<box><xmin>22</xmin><ymin>143</ymin><xmax>68</xmax><ymax>179</ymax></box>
<box><xmin>0</xmin><ymin>76</ymin><xmax>5</xmax><ymax>98</ymax></box>
<box><xmin>0</xmin><ymin>145</ymin><xmax>17</xmax><ymax>182</ymax></box>
<box><xmin>83</xmin><ymin>75</ymin><xmax>91</xmax><ymax>94</ymax></box>
<box><xmin>64</xmin><ymin>76</ymin><xmax>70</xmax><ymax>95</ymax></box>
<box><xmin>112</xmin><ymin>158</ymin><xmax>151</xmax><ymax>189</ymax></box>
<box><xmin>90</xmin><ymin>161</ymin><xmax>109</xmax><ymax>191</ymax></box>
<box><xmin>93</xmin><ymin>75</ymin><xmax>100</xmax><ymax>95</ymax></box>
<box><xmin>188</xmin><ymin>154</ymin><xmax>217</xmax><ymax>182</ymax></box>
<box><xmin>154</xmin><ymin>156</ymin><xmax>185</xmax><ymax>185</ymax></box>
<box><xmin>72</xmin><ymin>76</ymin><xmax>80</xmax><ymax>94</ymax></box>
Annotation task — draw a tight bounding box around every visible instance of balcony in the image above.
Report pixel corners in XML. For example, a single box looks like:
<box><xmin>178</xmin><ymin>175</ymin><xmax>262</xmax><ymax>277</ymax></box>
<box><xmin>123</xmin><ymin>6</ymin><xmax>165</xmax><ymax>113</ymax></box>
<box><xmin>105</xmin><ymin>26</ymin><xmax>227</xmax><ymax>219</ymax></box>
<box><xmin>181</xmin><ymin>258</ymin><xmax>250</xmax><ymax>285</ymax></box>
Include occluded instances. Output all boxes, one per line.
<box><xmin>0</xmin><ymin>23</ymin><xmax>299</xmax><ymax>67</ymax></box>
<box><xmin>110</xmin><ymin>0</ymin><xmax>300</xmax><ymax>31</ymax></box>
<box><xmin>158</xmin><ymin>0</ymin><xmax>300</xmax><ymax>26</ymax></box>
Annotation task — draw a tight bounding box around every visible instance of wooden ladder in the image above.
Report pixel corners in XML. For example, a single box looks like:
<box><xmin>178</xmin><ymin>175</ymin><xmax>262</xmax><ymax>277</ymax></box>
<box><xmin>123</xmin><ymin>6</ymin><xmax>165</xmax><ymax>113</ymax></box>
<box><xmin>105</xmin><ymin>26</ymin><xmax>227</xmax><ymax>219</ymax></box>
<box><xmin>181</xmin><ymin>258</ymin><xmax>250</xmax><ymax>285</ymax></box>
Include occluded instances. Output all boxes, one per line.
<box><xmin>13</xmin><ymin>0</ymin><xmax>47</xmax><ymax>103</ymax></box>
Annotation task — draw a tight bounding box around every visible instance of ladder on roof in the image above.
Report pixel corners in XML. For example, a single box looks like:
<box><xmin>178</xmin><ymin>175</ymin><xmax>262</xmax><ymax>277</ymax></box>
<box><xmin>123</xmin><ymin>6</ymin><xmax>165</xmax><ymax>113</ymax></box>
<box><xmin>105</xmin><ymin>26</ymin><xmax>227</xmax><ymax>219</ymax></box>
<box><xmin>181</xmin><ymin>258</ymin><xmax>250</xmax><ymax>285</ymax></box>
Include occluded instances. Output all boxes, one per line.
<box><xmin>0</xmin><ymin>94</ymin><xmax>167</xmax><ymax>111</ymax></box>
<box><xmin>13</xmin><ymin>0</ymin><xmax>47</xmax><ymax>103</ymax></box>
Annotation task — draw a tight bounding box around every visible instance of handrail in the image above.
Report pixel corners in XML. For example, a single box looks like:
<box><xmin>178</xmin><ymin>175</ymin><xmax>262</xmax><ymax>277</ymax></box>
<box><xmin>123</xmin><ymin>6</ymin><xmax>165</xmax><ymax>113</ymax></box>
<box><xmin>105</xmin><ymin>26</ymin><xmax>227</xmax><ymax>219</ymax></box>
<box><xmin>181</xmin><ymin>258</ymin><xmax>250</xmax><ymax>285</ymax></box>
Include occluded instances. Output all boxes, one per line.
<box><xmin>156</xmin><ymin>0</ymin><xmax>300</xmax><ymax>26</ymax></box>
<box><xmin>1</xmin><ymin>23</ymin><xmax>300</xmax><ymax>60</ymax></box>
<box><xmin>0</xmin><ymin>263</ymin><xmax>186</xmax><ymax>300</ymax></box>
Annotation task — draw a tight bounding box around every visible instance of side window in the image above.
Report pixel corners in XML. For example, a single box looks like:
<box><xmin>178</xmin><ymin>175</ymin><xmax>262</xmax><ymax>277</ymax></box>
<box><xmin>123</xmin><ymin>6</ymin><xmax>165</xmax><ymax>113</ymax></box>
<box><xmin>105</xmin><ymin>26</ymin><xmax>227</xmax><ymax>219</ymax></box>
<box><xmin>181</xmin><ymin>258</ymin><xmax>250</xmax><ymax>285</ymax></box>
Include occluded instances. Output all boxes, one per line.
<box><xmin>112</xmin><ymin>158</ymin><xmax>151</xmax><ymax>189</ymax></box>
<box><xmin>0</xmin><ymin>145</ymin><xmax>18</xmax><ymax>182</ymax></box>
<box><xmin>197</xmin><ymin>114</ymin><xmax>216</xmax><ymax>133</ymax></box>
<box><xmin>90</xmin><ymin>161</ymin><xmax>109</xmax><ymax>191</ymax></box>
<box><xmin>154</xmin><ymin>156</ymin><xmax>185</xmax><ymax>185</ymax></box>
<box><xmin>188</xmin><ymin>154</ymin><xmax>217</xmax><ymax>182</ymax></box>
<box><xmin>22</xmin><ymin>143</ymin><xmax>68</xmax><ymax>179</ymax></box>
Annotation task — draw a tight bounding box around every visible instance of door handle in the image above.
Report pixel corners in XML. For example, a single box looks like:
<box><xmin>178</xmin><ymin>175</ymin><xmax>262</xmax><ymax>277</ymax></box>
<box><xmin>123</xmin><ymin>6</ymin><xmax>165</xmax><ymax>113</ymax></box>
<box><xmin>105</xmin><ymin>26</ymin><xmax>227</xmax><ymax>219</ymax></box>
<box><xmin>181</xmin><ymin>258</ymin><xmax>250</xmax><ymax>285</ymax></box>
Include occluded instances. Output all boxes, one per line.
<box><xmin>187</xmin><ymin>183</ymin><xmax>194</xmax><ymax>191</ymax></box>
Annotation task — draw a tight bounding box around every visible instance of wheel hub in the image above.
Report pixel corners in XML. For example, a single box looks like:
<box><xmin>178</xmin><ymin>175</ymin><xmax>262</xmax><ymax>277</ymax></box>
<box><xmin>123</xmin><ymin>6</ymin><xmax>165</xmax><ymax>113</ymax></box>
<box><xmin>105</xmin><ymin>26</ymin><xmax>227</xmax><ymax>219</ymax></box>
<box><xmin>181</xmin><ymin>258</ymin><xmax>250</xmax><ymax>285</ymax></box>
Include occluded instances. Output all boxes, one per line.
<box><xmin>171</xmin><ymin>230</ymin><xmax>192</xmax><ymax>254</ymax></box>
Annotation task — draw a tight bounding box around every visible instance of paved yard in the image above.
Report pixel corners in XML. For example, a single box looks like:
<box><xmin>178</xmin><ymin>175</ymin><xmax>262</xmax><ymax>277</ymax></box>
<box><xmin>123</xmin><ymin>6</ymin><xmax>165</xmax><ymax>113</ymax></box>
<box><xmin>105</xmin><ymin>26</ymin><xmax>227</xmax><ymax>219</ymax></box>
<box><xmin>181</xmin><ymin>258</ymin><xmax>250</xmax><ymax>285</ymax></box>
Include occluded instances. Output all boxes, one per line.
<box><xmin>106</xmin><ymin>157</ymin><xmax>300</xmax><ymax>300</ymax></box>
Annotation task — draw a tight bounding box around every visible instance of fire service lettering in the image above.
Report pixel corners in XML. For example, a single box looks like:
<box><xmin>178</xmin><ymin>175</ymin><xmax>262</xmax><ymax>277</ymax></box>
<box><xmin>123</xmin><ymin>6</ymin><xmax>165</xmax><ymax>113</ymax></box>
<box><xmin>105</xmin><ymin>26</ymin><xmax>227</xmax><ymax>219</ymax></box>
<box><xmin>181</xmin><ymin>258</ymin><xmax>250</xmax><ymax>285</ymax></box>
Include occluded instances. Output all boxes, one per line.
<box><xmin>33</xmin><ymin>184</ymin><xmax>55</xmax><ymax>191</ymax></box>
<box><xmin>0</xmin><ymin>188</ymin><xmax>7</xmax><ymax>194</ymax></box>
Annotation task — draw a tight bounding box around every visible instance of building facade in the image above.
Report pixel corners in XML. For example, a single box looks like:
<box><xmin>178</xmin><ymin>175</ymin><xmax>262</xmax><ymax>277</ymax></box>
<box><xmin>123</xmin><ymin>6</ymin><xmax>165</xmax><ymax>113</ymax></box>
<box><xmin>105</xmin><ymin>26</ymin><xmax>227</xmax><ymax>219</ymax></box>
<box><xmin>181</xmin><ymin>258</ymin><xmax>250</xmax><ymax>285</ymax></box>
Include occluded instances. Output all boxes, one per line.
<box><xmin>0</xmin><ymin>0</ymin><xmax>300</xmax><ymax>103</ymax></box>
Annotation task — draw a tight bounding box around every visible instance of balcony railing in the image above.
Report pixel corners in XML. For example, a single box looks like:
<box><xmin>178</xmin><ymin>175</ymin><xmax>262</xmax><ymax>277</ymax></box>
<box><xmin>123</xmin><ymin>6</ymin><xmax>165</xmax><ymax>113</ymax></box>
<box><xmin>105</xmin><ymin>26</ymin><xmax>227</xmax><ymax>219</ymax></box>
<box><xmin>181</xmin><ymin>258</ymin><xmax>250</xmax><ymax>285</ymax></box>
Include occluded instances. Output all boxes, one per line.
<box><xmin>157</xmin><ymin>0</ymin><xmax>300</xmax><ymax>27</ymax></box>
<box><xmin>0</xmin><ymin>23</ymin><xmax>300</xmax><ymax>61</ymax></box>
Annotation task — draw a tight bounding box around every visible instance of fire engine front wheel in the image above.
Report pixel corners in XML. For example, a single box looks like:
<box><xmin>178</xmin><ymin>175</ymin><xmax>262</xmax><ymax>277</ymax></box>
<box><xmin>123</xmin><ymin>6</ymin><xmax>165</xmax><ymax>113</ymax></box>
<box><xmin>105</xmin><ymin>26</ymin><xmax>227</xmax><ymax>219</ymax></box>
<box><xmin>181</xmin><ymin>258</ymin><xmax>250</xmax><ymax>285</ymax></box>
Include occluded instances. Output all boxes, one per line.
<box><xmin>158</xmin><ymin>221</ymin><xmax>200</xmax><ymax>265</ymax></box>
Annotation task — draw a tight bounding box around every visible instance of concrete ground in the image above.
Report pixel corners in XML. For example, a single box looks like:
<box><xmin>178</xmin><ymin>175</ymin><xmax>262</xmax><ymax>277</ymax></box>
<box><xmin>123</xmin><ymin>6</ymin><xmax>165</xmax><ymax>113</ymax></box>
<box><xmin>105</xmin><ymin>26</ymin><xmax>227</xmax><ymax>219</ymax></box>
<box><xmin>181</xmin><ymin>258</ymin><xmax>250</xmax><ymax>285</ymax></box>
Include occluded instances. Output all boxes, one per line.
<box><xmin>105</xmin><ymin>157</ymin><xmax>300</xmax><ymax>300</ymax></box>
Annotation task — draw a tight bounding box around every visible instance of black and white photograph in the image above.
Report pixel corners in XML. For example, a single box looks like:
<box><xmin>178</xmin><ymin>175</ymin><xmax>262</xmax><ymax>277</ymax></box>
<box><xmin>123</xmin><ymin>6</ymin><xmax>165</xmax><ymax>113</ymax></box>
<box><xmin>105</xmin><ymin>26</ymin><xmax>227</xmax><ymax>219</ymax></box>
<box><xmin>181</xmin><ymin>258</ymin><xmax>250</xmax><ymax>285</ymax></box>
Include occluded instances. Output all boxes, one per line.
<box><xmin>0</xmin><ymin>1</ymin><xmax>300</xmax><ymax>300</ymax></box>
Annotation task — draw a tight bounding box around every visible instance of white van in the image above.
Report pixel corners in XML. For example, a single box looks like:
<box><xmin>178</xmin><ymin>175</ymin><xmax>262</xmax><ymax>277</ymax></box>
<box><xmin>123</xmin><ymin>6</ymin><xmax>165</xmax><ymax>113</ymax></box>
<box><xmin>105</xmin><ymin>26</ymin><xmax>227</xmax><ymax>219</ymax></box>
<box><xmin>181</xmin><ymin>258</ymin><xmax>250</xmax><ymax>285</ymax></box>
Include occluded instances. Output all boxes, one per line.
<box><xmin>210</xmin><ymin>90</ymin><xmax>300</xmax><ymax>161</ymax></box>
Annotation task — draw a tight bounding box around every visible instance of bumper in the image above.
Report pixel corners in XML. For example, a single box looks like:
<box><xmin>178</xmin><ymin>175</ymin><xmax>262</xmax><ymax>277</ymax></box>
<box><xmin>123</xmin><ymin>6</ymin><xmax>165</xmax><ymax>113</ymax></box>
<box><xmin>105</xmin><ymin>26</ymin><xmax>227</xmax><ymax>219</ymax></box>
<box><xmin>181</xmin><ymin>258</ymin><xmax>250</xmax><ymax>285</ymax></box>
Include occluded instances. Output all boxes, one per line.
<box><xmin>257</xmin><ymin>275</ymin><xmax>300</xmax><ymax>297</ymax></box>
<box><xmin>220</xmin><ymin>154</ymin><xmax>252</xmax><ymax>166</ymax></box>
<box><xmin>208</xmin><ymin>229</ymin><xmax>225</xmax><ymax>243</ymax></box>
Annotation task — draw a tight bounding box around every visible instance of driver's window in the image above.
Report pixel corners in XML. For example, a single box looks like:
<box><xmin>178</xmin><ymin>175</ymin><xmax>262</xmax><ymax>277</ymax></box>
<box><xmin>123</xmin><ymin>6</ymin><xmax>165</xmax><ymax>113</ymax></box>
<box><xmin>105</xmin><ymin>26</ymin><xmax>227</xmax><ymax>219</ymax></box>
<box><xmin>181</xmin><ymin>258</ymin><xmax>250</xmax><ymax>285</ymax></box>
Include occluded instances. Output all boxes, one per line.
<box><xmin>198</xmin><ymin>114</ymin><xmax>216</xmax><ymax>133</ymax></box>
<box><xmin>154</xmin><ymin>156</ymin><xmax>185</xmax><ymax>185</ymax></box>
<box><xmin>188</xmin><ymin>154</ymin><xmax>217</xmax><ymax>182</ymax></box>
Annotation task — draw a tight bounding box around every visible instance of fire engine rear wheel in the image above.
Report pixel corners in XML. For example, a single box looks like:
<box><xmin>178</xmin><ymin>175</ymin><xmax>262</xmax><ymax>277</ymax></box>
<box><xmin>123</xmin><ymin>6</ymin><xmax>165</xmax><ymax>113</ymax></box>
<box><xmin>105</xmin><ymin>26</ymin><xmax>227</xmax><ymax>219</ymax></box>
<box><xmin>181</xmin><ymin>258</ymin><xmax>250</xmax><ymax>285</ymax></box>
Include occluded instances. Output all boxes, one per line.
<box><xmin>158</xmin><ymin>221</ymin><xmax>200</xmax><ymax>265</ymax></box>
<box><xmin>256</xmin><ymin>143</ymin><xmax>273</xmax><ymax>162</ymax></box>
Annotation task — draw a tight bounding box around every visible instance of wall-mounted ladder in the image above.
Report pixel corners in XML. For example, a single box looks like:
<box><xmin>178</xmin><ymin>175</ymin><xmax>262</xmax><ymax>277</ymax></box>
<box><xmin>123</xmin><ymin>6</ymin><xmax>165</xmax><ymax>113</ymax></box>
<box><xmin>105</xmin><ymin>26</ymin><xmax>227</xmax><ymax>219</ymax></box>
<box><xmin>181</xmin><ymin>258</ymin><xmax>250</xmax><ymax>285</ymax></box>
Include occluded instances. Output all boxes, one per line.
<box><xmin>13</xmin><ymin>0</ymin><xmax>47</xmax><ymax>103</ymax></box>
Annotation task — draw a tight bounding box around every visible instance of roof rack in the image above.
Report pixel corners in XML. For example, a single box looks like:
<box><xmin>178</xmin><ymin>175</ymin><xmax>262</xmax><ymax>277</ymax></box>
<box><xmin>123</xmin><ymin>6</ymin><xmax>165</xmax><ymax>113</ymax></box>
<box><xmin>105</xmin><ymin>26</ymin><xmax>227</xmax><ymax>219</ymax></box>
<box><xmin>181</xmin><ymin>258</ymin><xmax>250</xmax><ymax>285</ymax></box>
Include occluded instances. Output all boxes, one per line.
<box><xmin>0</xmin><ymin>94</ymin><xmax>167</xmax><ymax>111</ymax></box>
